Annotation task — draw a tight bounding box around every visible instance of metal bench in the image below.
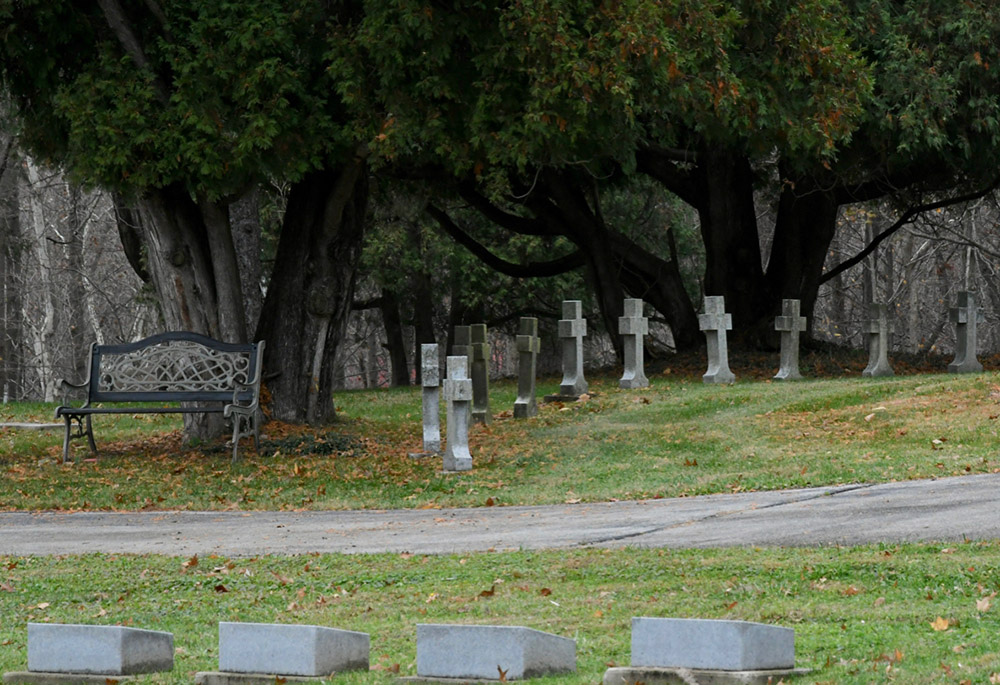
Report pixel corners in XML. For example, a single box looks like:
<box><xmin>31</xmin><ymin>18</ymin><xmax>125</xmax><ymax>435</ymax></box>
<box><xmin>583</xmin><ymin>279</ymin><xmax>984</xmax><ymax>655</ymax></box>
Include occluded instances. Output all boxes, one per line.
<box><xmin>55</xmin><ymin>331</ymin><xmax>265</xmax><ymax>463</ymax></box>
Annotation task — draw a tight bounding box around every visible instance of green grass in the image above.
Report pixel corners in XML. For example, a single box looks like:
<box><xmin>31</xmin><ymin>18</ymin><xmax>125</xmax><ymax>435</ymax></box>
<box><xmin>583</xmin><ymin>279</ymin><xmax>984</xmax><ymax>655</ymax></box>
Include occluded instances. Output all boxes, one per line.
<box><xmin>1</xmin><ymin>542</ymin><xmax>1000</xmax><ymax>683</ymax></box>
<box><xmin>1</xmin><ymin>372</ymin><xmax>999</xmax><ymax>510</ymax></box>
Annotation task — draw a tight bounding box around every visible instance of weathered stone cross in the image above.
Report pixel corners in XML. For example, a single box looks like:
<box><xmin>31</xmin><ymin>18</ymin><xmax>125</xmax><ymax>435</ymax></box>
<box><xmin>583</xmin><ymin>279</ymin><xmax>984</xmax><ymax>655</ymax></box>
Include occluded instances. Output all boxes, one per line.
<box><xmin>442</xmin><ymin>356</ymin><xmax>473</xmax><ymax>472</ymax></box>
<box><xmin>557</xmin><ymin>300</ymin><xmax>588</xmax><ymax>397</ymax></box>
<box><xmin>514</xmin><ymin>317</ymin><xmax>540</xmax><ymax>419</ymax></box>
<box><xmin>699</xmin><ymin>296</ymin><xmax>735</xmax><ymax>384</ymax></box>
<box><xmin>862</xmin><ymin>303</ymin><xmax>894</xmax><ymax>377</ymax></box>
<box><xmin>948</xmin><ymin>290</ymin><xmax>984</xmax><ymax>374</ymax></box>
<box><xmin>618</xmin><ymin>298</ymin><xmax>649</xmax><ymax>389</ymax></box>
<box><xmin>773</xmin><ymin>299</ymin><xmax>807</xmax><ymax>381</ymax></box>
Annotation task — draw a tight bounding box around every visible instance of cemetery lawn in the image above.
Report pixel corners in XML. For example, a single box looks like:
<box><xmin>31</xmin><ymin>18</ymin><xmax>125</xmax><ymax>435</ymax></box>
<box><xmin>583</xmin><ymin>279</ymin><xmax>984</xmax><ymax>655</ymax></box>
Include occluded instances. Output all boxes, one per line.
<box><xmin>1</xmin><ymin>369</ymin><xmax>999</xmax><ymax>510</ymax></box>
<box><xmin>1</xmin><ymin>542</ymin><xmax>999</xmax><ymax>683</ymax></box>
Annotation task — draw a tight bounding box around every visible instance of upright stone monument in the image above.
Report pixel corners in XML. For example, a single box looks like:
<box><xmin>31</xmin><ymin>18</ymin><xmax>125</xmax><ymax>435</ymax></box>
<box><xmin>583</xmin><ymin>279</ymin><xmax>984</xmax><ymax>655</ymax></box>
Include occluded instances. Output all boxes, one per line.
<box><xmin>773</xmin><ymin>298</ymin><xmax>807</xmax><ymax>381</ymax></box>
<box><xmin>618</xmin><ymin>298</ymin><xmax>650</xmax><ymax>389</ymax></box>
<box><xmin>948</xmin><ymin>290</ymin><xmax>985</xmax><ymax>374</ymax></box>
<box><xmin>442</xmin><ymin>356</ymin><xmax>473</xmax><ymax>472</ymax></box>
<box><xmin>469</xmin><ymin>324</ymin><xmax>491</xmax><ymax>424</ymax></box>
<box><xmin>862</xmin><ymin>303</ymin><xmax>894</xmax><ymax>378</ymax></box>
<box><xmin>452</xmin><ymin>325</ymin><xmax>471</xmax><ymax>375</ymax></box>
<box><xmin>514</xmin><ymin>317</ymin><xmax>540</xmax><ymax>419</ymax></box>
<box><xmin>557</xmin><ymin>300</ymin><xmax>588</xmax><ymax>397</ymax></box>
<box><xmin>699</xmin><ymin>296</ymin><xmax>736</xmax><ymax>384</ymax></box>
<box><xmin>410</xmin><ymin>344</ymin><xmax>441</xmax><ymax>457</ymax></box>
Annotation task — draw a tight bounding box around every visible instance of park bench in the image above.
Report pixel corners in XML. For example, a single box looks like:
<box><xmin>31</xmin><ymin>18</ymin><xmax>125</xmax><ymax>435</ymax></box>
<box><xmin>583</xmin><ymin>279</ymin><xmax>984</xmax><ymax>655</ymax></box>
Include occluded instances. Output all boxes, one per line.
<box><xmin>55</xmin><ymin>331</ymin><xmax>265</xmax><ymax>463</ymax></box>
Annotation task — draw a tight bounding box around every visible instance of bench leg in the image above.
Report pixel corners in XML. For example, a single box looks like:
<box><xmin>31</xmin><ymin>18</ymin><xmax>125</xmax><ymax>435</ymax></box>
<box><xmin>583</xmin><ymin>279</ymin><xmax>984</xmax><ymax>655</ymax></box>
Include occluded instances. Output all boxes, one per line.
<box><xmin>61</xmin><ymin>418</ymin><xmax>72</xmax><ymax>464</ymax></box>
<box><xmin>231</xmin><ymin>416</ymin><xmax>241</xmax><ymax>463</ymax></box>
<box><xmin>84</xmin><ymin>416</ymin><xmax>97</xmax><ymax>455</ymax></box>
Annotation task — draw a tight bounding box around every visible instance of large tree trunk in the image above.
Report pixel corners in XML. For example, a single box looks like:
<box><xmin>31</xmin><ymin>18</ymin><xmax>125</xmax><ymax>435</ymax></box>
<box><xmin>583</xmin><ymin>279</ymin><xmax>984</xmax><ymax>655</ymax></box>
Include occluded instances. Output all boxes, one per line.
<box><xmin>767</xmin><ymin>180</ymin><xmax>841</xmax><ymax>334</ymax></box>
<box><xmin>695</xmin><ymin>147</ymin><xmax>767</xmax><ymax>340</ymax></box>
<box><xmin>379</xmin><ymin>289</ymin><xmax>410</xmax><ymax>387</ymax></box>
<box><xmin>124</xmin><ymin>183</ymin><xmax>248</xmax><ymax>440</ymax></box>
<box><xmin>256</xmin><ymin>151</ymin><xmax>368</xmax><ymax>424</ymax></box>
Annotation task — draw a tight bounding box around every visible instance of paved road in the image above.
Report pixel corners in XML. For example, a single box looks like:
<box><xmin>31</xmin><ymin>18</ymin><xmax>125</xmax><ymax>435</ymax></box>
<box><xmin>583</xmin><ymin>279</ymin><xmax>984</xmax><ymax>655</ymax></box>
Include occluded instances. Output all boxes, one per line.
<box><xmin>0</xmin><ymin>473</ymin><xmax>997</xmax><ymax>556</ymax></box>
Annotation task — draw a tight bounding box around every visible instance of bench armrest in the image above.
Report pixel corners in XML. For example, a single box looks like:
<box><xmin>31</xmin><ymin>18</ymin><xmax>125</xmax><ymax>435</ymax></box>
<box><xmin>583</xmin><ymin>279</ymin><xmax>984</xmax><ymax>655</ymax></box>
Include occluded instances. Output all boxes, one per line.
<box><xmin>224</xmin><ymin>340</ymin><xmax>265</xmax><ymax>418</ymax></box>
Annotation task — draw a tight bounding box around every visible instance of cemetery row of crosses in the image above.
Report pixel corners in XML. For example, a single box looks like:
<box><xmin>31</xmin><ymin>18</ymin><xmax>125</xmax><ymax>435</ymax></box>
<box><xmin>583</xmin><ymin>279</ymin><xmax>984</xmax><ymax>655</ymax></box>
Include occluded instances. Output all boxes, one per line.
<box><xmin>421</xmin><ymin>292</ymin><xmax>987</xmax><ymax>472</ymax></box>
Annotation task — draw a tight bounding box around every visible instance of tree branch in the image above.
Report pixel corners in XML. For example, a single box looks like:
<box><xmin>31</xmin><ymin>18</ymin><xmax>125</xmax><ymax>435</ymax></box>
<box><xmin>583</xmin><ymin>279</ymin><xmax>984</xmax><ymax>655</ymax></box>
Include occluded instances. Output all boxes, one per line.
<box><xmin>458</xmin><ymin>184</ymin><xmax>557</xmax><ymax>237</ymax></box>
<box><xmin>96</xmin><ymin>0</ymin><xmax>170</xmax><ymax>105</ymax></box>
<box><xmin>820</xmin><ymin>180</ymin><xmax>1000</xmax><ymax>285</ymax></box>
<box><xmin>427</xmin><ymin>204</ymin><xmax>584</xmax><ymax>278</ymax></box>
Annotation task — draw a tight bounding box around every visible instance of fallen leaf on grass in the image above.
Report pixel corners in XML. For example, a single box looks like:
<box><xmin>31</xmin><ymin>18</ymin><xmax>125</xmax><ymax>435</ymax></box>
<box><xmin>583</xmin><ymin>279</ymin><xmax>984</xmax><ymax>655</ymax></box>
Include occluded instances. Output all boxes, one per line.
<box><xmin>977</xmin><ymin>594</ymin><xmax>994</xmax><ymax>613</ymax></box>
<box><xmin>539</xmin><ymin>588</ymin><xmax>552</xmax><ymax>596</ymax></box>
<box><xmin>479</xmin><ymin>585</ymin><xmax>496</xmax><ymax>598</ymax></box>
<box><xmin>931</xmin><ymin>616</ymin><xmax>950</xmax><ymax>631</ymax></box>
<box><xmin>497</xmin><ymin>666</ymin><xmax>508</xmax><ymax>682</ymax></box>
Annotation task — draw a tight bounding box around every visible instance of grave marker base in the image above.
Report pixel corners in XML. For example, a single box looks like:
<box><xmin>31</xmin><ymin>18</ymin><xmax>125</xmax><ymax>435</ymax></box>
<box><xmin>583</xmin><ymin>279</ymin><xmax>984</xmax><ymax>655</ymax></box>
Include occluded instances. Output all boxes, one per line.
<box><xmin>196</xmin><ymin>673</ymin><xmax>333</xmax><ymax>685</ymax></box>
<box><xmin>4</xmin><ymin>673</ymin><xmax>139</xmax><ymax>685</ymax></box>
<box><xmin>603</xmin><ymin>666</ymin><xmax>811</xmax><ymax>684</ymax></box>
<box><xmin>542</xmin><ymin>393</ymin><xmax>585</xmax><ymax>403</ymax></box>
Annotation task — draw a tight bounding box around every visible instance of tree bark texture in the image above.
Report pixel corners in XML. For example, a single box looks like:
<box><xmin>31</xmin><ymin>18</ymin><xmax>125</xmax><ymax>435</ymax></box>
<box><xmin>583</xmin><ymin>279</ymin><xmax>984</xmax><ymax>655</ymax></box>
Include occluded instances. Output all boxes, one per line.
<box><xmin>255</xmin><ymin>152</ymin><xmax>369</xmax><ymax>424</ymax></box>
<box><xmin>379</xmin><ymin>289</ymin><xmax>410</xmax><ymax>387</ymax></box>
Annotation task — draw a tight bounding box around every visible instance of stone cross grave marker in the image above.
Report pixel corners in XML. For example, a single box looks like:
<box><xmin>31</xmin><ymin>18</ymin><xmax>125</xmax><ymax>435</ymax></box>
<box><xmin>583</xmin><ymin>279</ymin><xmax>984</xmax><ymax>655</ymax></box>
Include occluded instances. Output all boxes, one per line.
<box><xmin>452</xmin><ymin>325</ymin><xmax>472</xmax><ymax>376</ymax></box>
<box><xmin>408</xmin><ymin>344</ymin><xmax>440</xmax><ymax>458</ymax></box>
<box><xmin>699</xmin><ymin>296</ymin><xmax>736</xmax><ymax>384</ymax></box>
<box><xmin>773</xmin><ymin>298</ymin><xmax>807</xmax><ymax>381</ymax></box>
<box><xmin>514</xmin><ymin>317</ymin><xmax>540</xmax><ymax>419</ymax></box>
<box><xmin>415</xmin><ymin>624</ymin><xmax>576</xmax><ymax>681</ymax></box>
<box><xmin>949</xmin><ymin>290</ymin><xmax>985</xmax><ymax>374</ymax></box>
<box><xmin>862</xmin><ymin>303</ymin><xmax>894</xmax><ymax>377</ymax></box>
<box><xmin>470</xmin><ymin>324</ymin><xmax>491</xmax><ymax>424</ymax></box>
<box><xmin>557</xmin><ymin>300</ymin><xmax>588</xmax><ymax>397</ymax></box>
<box><xmin>442</xmin><ymin>356</ymin><xmax>473</xmax><ymax>472</ymax></box>
<box><xmin>618</xmin><ymin>298</ymin><xmax>649</xmax><ymax>389</ymax></box>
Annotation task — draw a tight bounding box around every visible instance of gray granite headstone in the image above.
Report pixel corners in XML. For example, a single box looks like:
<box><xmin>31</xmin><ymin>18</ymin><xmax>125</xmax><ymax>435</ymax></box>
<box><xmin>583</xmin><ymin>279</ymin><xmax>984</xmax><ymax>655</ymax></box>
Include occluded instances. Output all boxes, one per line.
<box><xmin>25</xmin><ymin>623</ymin><xmax>174</xmax><ymax>675</ymax></box>
<box><xmin>514</xmin><ymin>317</ymin><xmax>540</xmax><ymax>419</ymax></box>
<box><xmin>862</xmin><ymin>303</ymin><xmax>894</xmax><ymax>377</ymax></box>
<box><xmin>418</xmin><ymin>344</ymin><xmax>441</xmax><ymax>455</ymax></box>
<box><xmin>948</xmin><ymin>291</ymin><xmax>985</xmax><ymax>374</ymax></box>
<box><xmin>773</xmin><ymin>299</ymin><xmax>807</xmax><ymax>381</ymax></box>
<box><xmin>631</xmin><ymin>618</ymin><xmax>795</xmax><ymax>671</ymax></box>
<box><xmin>442</xmin><ymin>356</ymin><xmax>473</xmax><ymax>472</ymax></box>
<box><xmin>216</xmin><ymin>622</ymin><xmax>369</xmax><ymax>676</ymax></box>
<box><xmin>469</xmin><ymin>324</ymin><xmax>491</xmax><ymax>425</ymax></box>
<box><xmin>558</xmin><ymin>300</ymin><xmax>588</xmax><ymax>397</ymax></box>
<box><xmin>699</xmin><ymin>296</ymin><xmax>736</xmax><ymax>384</ymax></box>
<box><xmin>415</xmin><ymin>624</ymin><xmax>576</xmax><ymax>681</ymax></box>
<box><xmin>619</xmin><ymin>298</ymin><xmax>650</xmax><ymax>389</ymax></box>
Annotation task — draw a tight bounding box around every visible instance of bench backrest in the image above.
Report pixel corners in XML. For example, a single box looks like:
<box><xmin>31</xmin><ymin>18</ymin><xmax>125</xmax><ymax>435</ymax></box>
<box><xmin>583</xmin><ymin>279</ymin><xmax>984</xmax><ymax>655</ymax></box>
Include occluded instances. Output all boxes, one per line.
<box><xmin>87</xmin><ymin>332</ymin><xmax>262</xmax><ymax>404</ymax></box>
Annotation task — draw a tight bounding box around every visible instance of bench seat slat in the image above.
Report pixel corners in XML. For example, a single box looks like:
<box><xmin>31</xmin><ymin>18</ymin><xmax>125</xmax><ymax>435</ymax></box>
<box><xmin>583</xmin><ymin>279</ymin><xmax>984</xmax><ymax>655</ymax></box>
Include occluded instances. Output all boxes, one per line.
<box><xmin>57</xmin><ymin>406</ymin><xmax>226</xmax><ymax>416</ymax></box>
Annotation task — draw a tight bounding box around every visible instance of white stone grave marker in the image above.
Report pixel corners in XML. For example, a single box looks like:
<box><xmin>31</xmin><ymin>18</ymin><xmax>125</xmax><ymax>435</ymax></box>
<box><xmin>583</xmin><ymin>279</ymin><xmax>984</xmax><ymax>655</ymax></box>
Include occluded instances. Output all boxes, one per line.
<box><xmin>442</xmin><ymin>356</ymin><xmax>473</xmax><ymax>472</ymax></box>
<box><xmin>514</xmin><ymin>317</ymin><xmax>540</xmax><ymax>419</ymax></box>
<box><xmin>619</xmin><ymin>298</ymin><xmax>649</xmax><ymax>389</ymax></box>
<box><xmin>774</xmin><ymin>298</ymin><xmax>807</xmax><ymax>381</ymax></box>
<box><xmin>699</xmin><ymin>296</ymin><xmax>736</xmax><ymax>384</ymax></box>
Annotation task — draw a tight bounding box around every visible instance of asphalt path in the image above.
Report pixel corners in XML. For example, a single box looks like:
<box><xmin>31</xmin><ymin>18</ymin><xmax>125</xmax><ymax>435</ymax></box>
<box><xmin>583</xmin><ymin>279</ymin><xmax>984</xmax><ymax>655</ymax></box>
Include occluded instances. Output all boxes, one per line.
<box><xmin>0</xmin><ymin>473</ymin><xmax>997</xmax><ymax>556</ymax></box>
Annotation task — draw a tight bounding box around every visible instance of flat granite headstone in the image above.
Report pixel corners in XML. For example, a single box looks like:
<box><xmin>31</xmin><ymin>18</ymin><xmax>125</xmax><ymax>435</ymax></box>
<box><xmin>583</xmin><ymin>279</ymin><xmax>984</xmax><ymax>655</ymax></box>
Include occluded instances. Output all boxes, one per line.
<box><xmin>948</xmin><ymin>290</ymin><xmax>985</xmax><ymax>374</ymax></box>
<box><xmin>862</xmin><ymin>303</ymin><xmax>894</xmax><ymax>378</ymax></box>
<box><xmin>410</xmin><ymin>344</ymin><xmax>441</xmax><ymax>458</ymax></box>
<box><xmin>602</xmin><ymin>618</ymin><xmax>807</xmax><ymax>685</ymax></box>
<box><xmin>442</xmin><ymin>356</ymin><xmax>473</xmax><ymax>472</ymax></box>
<box><xmin>413</xmin><ymin>624</ymin><xmax>575</xmax><ymax>681</ymax></box>
<box><xmin>555</xmin><ymin>300</ymin><xmax>588</xmax><ymax>398</ymax></box>
<box><xmin>469</xmin><ymin>324</ymin><xmax>491</xmax><ymax>425</ymax></box>
<box><xmin>699</xmin><ymin>296</ymin><xmax>736</xmax><ymax>384</ymax></box>
<box><xmin>513</xmin><ymin>317</ymin><xmax>540</xmax><ymax>419</ymax></box>
<box><xmin>773</xmin><ymin>298</ymin><xmax>807</xmax><ymax>381</ymax></box>
<box><xmin>212</xmin><ymin>622</ymin><xmax>369</xmax><ymax>677</ymax></box>
<box><xmin>619</xmin><ymin>298</ymin><xmax>649</xmax><ymax>389</ymax></box>
<box><xmin>23</xmin><ymin>623</ymin><xmax>173</xmax><ymax>676</ymax></box>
